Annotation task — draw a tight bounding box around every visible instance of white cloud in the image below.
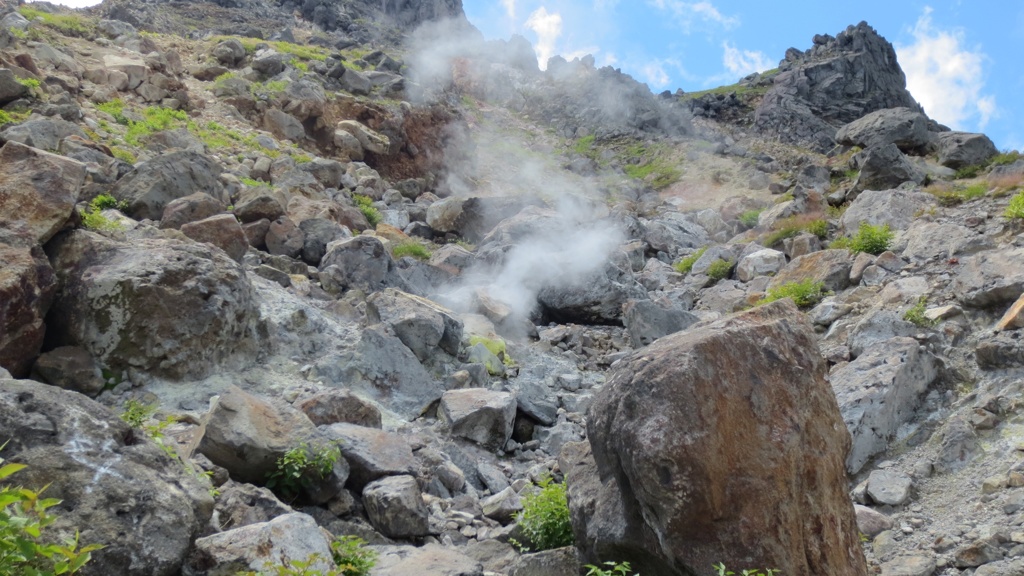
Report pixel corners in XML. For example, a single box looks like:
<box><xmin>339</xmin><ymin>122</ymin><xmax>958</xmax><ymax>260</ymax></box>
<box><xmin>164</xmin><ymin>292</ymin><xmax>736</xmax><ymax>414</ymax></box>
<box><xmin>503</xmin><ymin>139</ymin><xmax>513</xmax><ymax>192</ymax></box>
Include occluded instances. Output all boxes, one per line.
<box><xmin>501</xmin><ymin>0</ymin><xmax>516</xmax><ymax>20</ymax></box>
<box><xmin>647</xmin><ymin>0</ymin><xmax>739</xmax><ymax>33</ymax></box>
<box><xmin>525</xmin><ymin>7</ymin><xmax>563</xmax><ymax>70</ymax></box>
<box><xmin>637</xmin><ymin>58</ymin><xmax>686</xmax><ymax>89</ymax></box>
<box><xmin>896</xmin><ymin>7</ymin><xmax>997</xmax><ymax>131</ymax></box>
<box><xmin>722</xmin><ymin>42</ymin><xmax>773</xmax><ymax>77</ymax></box>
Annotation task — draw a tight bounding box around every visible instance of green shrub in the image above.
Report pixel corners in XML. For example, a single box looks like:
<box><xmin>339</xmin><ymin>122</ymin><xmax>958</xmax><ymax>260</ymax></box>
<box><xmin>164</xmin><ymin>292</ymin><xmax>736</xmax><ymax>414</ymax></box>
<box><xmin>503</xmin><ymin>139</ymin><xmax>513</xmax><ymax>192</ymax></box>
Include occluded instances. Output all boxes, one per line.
<box><xmin>738</xmin><ymin>209</ymin><xmax>762</xmax><ymax>228</ymax></box>
<box><xmin>513</xmin><ymin>476</ymin><xmax>573</xmax><ymax>552</ymax></box>
<box><xmin>125</xmin><ymin>106</ymin><xmax>189</xmax><ymax>146</ymax></box>
<box><xmin>713</xmin><ymin>563</ymin><xmax>778</xmax><ymax>576</ymax></box>
<box><xmin>933</xmin><ymin>183</ymin><xmax>987</xmax><ymax>206</ymax></box>
<box><xmin>1005</xmin><ymin>190</ymin><xmax>1024</xmax><ymax>219</ymax></box>
<box><xmin>991</xmin><ymin>151</ymin><xmax>1022</xmax><ymax>166</ymax></box>
<box><xmin>846</xmin><ymin>222</ymin><xmax>893</xmax><ymax>255</ymax></box>
<box><xmin>0</xmin><ymin>453</ymin><xmax>103</xmax><ymax>575</ymax></box>
<box><xmin>706</xmin><ymin>259</ymin><xmax>733</xmax><ymax>281</ymax></box>
<box><xmin>265</xmin><ymin>443</ymin><xmax>340</xmax><ymax>501</ymax></box>
<box><xmin>96</xmin><ymin>99</ymin><xmax>128</xmax><ymax>125</ymax></box>
<box><xmin>391</xmin><ymin>241</ymin><xmax>431</xmax><ymax>261</ymax></box>
<box><xmin>624</xmin><ymin>157</ymin><xmax>681</xmax><ymax>190</ymax></box>
<box><xmin>903</xmin><ymin>296</ymin><xmax>936</xmax><ymax>328</ymax></box>
<box><xmin>17</xmin><ymin>77</ymin><xmax>40</xmax><ymax>90</ymax></box>
<box><xmin>585</xmin><ymin>561</ymin><xmax>638</xmax><ymax>576</ymax></box>
<box><xmin>18</xmin><ymin>6</ymin><xmax>95</xmax><ymax>36</ymax></box>
<box><xmin>90</xmin><ymin>194</ymin><xmax>126</xmax><ymax>211</ymax></box>
<box><xmin>352</xmin><ymin>195</ymin><xmax>381</xmax><ymax>228</ymax></box>
<box><xmin>110</xmin><ymin>147</ymin><xmax>136</xmax><ymax>164</ymax></box>
<box><xmin>330</xmin><ymin>536</ymin><xmax>377</xmax><ymax>576</ymax></box>
<box><xmin>674</xmin><ymin>246</ymin><xmax>706</xmax><ymax>274</ymax></box>
<box><xmin>805</xmin><ymin>219</ymin><xmax>828</xmax><ymax>239</ymax></box>
<box><xmin>758</xmin><ymin>279</ymin><xmax>827</xmax><ymax>309</ymax></box>
<box><xmin>954</xmin><ymin>164</ymin><xmax>983</xmax><ymax>179</ymax></box>
<box><xmin>573</xmin><ymin>134</ymin><xmax>596</xmax><ymax>156</ymax></box>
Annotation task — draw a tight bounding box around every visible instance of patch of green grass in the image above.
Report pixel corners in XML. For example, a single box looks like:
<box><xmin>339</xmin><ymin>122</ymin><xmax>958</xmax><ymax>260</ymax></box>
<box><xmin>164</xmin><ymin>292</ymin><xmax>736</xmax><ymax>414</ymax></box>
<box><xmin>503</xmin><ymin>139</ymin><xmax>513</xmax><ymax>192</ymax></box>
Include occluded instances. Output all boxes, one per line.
<box><xmin>240</xmin><ymin>177</ymin><xmax>262</xmax><ymax>187</ymax></box>
<box><xmin>212</xmin><ymin>37</ymin><xmax>330</xmax><ymax>62</ymax></box>
<box><xmin>1005</xmin><ymin>190</ymin><xmax>1024</xmax><ymax>219</ymax></box>
<box><xmin>80</xmin><ymin>195</ymin><xmax>126</xmax><ymax>231</ymax></box>
<box><xmin>7</xmin><ymin>26</ymin><xmax>27</xmax><ymax>39</ymax></box>
<box><xmin>125</xmin><ymin>106</ymin><xmax>188</xmax><ymax>146</ymax></box>
<box><xmin>904</xmin><ymin>296</ymin><xmax>937</xmax><ymax>328</ymax></box>
<box><xmin>758</xmin><ymin>279</ymin><xmax>827</xmax><ymax>309</ymax></box>
<box><xmin>513</xmin><ymin>476</ymin><xmax>573</xmax><ymax>552</ymax></box>
<box><xmin>680</xmin><ymin>82</ymin><xmax>769</xmax><ymax>100</ymax></box>
<box><xmin>353</xmin><ymin>195</ymin><xmax>381</xmax><ymax>228</ymax></box>
<box><xmin>109</xmin><ymin>146</ymin><xmax>136</xmax><ymax>164</ymax></box>
<box><xmin>252</xmin><ymin>80</ymin><xmax>289</xmax><ymax>96</ymax></box>
<box><xmin>763</xmin><ymin>226</ymin><xmax>803</xmax><ymax>248</ymax></box>
<box><xmin>290</xmin><ymin>58</ymin><xmax>309</xmax><ymax>72</ymax></box>
<box><xmin>573</xmin><ymin>134</ymin><xmax>596</xmax><ymax>155</ymax></box>
<box><xmin>739</xmin><ymin>209</ymin><xmax>762</xmax><ymax>228</ymax></box>
<box><xmin>674</xmin><ymin>246</ymin><xmax>707</xmax><ymax>274</ymax></box>
<box><xmin>17</xmin><ymin>77</ymin><xmax>40</xmax><ymax>90</ymax></box>
<box><xmin>18</xmin><ymin>6</ymin><xmax>95</xmax><ymax>36</ymax></box>
<box><xmin>96</xmin><ymin>99</ymin><xmax>128</xmax><ymax>125</ymax></box>
<box><xmin>391</xmin><ymin>240</ymin><xmax>431</xmax><ymax>260</ymax></box>
<box><xmin>0</xmin><ymin>110</ymin><xmax>29</xmax><ymax>126</ymax></box>
<box><xmin>805</xmin><ymin>219</ymin><xmax>828</xmax><ymax>239</ymax></box>
<box><xmin>834</xmin><ymin>222</ymin><xmax>894</xmax><ymax>255</ymax></box>
<box><xmin>954</xmin><ymin>164</ymin><xmax>984</xmax><ymax>179</ymax></box>
<box><xmin>624</xmin><ymin>156</ymin><xmax>681</xmax><ymax>190</ymax></box>
<box><xmin>991</xmin><ymin>151</ymin><xmax>1022</xmax><ymax>167</ymax></box>
<box><xmin>706</xmin><ymin>259</ymin><xmax>733</xmax><ymax>281</ymax></box>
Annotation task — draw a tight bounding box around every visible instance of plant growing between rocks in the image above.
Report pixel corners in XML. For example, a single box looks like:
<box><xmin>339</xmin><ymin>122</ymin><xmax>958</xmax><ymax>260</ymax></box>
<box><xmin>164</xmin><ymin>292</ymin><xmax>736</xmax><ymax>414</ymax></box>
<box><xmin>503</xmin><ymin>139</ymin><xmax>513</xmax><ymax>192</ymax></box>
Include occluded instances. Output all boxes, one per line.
<box><xmin>674</xmin><ymin>246</ymin><xmax>706</xmax><ymax>274</ymax></box>
<box><xmin>265</xmin><ymin>443</ymin><xmax>341</xmax><ymax>501</ymax></box>
<box><xmin>512</xmin><ymin>475</ymin><xmax>573</xmax><ymax>552</ymax></box>
<box><xmin>830</xmin><ymin>222</ymin><xmax>893</xmax><ymax>255</ymax></box>
<box><xmin>1005</xmin><ymin>190</ymin><xmax>1024</xmax><ymax>219</ymax></box>
<box><xmin>352</xmin><ymin>195</ymin><xmax>381</xmax><ymax>228</ymax></box>
<box><xmin>706</xmin><ymin>259</ymin><xmax>733</xmax><ymax>282</ymax></box>
<box><xmin>713</xmin><ymin>563</ymin><xmax>778</xmax><ymax>576</ymax></box>
<box><xmin>903</xmin><ymin>296</ymin><xmax>936</xmax><ymax>328</ymax></box>
<box><xmin>758</xmin><ymin>279</ymin><xmax>827</xmax><ymax>309</ymax></box>
<box><xmin>585</xmin><ymin>561</ymin><xmax>638</xmax><ymax>576</ymax></box>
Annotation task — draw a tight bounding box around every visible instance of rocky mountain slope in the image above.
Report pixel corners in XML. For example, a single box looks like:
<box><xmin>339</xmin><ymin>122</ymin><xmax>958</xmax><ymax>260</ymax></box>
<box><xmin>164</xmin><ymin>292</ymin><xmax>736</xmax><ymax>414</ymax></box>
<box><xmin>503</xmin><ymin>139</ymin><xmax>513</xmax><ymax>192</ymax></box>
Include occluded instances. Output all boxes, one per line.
<box><xmin>1</xmin><ymin>1</ymin><xmax>1024</xmax><ymax>575</ymax></box>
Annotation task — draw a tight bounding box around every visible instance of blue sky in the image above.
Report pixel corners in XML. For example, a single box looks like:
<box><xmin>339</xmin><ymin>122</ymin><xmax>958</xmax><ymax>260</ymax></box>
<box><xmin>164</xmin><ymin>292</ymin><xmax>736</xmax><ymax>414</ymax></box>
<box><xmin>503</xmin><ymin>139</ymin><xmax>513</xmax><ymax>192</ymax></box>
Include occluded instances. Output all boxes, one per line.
<box><xmin>464</xmin><ymin>1</ymin><xmax>1024</xmax><ymax>151</ymax></box>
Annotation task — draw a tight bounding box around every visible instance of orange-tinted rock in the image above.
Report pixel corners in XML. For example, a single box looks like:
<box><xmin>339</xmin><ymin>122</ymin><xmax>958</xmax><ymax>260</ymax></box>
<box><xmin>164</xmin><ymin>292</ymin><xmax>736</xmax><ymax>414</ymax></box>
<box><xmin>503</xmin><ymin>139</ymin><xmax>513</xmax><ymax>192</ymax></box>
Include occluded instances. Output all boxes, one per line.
<box><xmin>0</xmin><ymin>234</ymin><xmax>56</xmax><ymax>377</ymax></box>
<box><xmin>576</xmin><ymin>300</ymin><xmax>867</xmax><ymax>576</ymax></box>
<box><xmin>0</xmin><ymin>141</ymin><xmax>86</xmax><ymax>244</ymax></box>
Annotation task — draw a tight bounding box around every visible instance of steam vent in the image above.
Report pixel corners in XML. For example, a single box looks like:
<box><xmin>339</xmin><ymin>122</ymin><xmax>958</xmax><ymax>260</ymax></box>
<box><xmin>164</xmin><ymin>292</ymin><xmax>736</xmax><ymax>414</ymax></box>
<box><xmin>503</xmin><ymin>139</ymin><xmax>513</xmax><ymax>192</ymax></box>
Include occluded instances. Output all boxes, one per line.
<box><xmin>0</xmin><ymin>0</ymin><xmax>1020</xmax><ymax>575</ymax></box>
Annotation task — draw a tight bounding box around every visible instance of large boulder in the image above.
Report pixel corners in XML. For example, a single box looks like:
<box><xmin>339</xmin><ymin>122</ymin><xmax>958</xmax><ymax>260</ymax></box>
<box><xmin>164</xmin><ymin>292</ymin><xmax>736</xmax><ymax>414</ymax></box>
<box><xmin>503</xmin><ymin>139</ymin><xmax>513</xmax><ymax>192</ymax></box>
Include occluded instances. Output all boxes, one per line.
<box><xmin>363</xmin><ymin>475</ymin><xmax>430</xmax><ymax>538</ymax></box>
<box><xmin>47</xmin><ymin>231</ymin><xmax>259</xmax><ymax>379</ymax></box>
<box><xmin>372</xmin><ymin>544</ymin><xmax>485</xmax><ymax>576</ymax></box>
<box><xmin>537</xmin><ymin>261</ymin><xmax>647</xmax><ymax>325</ymax></box>
<box><xmin>0</xmin><ymin>141</ymin><xmax>86</xmax><ymax>244</ymax></box>
<box><xmin>852</xmin><ymin>144</ymin><xmax>925</xmax><ymax>192</ymax></box>
<box><xmin>576</xmin><ymin>300</ymin><xmax>867</xmax><ymax>576</ymax></box>
<box><xmin>426</xmin><ymin>196</ymin><xmax>540</xmax><ymax>243</ymax></box>
<box><xmin>829</xmin><ymin>337</ymin><xmax>938</xmax><ymax>474</ymax></box>
<box><xmin>835</xmin><ymin>107</ymin><xmax>931</xmax><ymax>152</ymax></box>
<box><xmin>839</xmin><ymin>188</ymin><xmax>934</xmax><ymax>233</ymax></box>
<box><xmin>933</xmin><ymin>131</ymin><xmax>998</xmax><ymax>169</ymax></box>
<box><xmin>111</xmin><ymin>151</ymin><xmax>226</xmax><ymax>221</ymax></box>
<box><xmin>768</xmin><ymin>249</ymin><xmax>855</xmax><ymax>293</ymax></box>
<box><xmin>0</xmin><ymin>118</ymin><xmax>87</xmax><ymax>152</ymax></box>
<box><xmin>0</xmin><ymin>68</ymin><xmax>27</xmax><ymax>104</ymax></box>
<box><xmin>0</xmin><ymin>233</ymin><xmax>56</xmax><ymax>377</ymax></box>
<box><xmin>319</xmin><ymin>422</ymin><xmax>417</xmax><ymax>489</ymax></box>
<box><xmin>622</xmin><ymin>298</ymin><xmax>699</xmax><ymax>348</ymax></box>
<box><xmin>951</xmin><ymin>247</ymin><xmax>1024</xmax><ymax>308</ymax></box>
<box><xmin>438</xmin><ymin>389</ymin><xmax>517</xmax><ymax>451</ymax></box>
<box><xmin>185</xmin><ymin>512</ymin><xmax>333</xmax><ymax>575</ymax></box>
<box><xmin>180</xmin><ymin>214</ymin><xmax>249</xmax><ymax>263</ymax></box>
<box><xmin>194</xmin><ymin>386</ymin><xmax>331</xmax><ymax>485</ymax></box>
<box><xmin>366</xmin><ymin>288</ymin><xmax>463</xmax><ymax>360</ymax></box>
<box><xmin>0</xmin><ymin>379</ymin><xmax>213</xmax><ymax>576</ymax></box>
<box><xmin>319</xmin><ymin>235</ymin><xmax>409</xmax><ymax>294</ymax></box>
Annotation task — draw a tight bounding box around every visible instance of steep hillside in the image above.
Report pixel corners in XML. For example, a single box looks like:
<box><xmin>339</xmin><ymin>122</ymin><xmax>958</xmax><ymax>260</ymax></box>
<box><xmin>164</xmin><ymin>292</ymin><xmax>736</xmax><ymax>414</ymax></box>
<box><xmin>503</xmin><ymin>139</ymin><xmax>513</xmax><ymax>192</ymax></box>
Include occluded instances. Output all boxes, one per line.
<box><xmin>1</xmin><ymin>1</ymin><xmax>1023</xmax><ymax>576</ymax></box>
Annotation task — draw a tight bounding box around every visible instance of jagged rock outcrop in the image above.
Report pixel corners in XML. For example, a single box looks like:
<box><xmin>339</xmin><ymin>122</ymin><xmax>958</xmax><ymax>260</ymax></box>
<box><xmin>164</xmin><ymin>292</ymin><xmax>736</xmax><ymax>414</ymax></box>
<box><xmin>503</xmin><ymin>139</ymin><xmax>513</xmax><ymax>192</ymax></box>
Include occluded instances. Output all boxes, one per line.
<box><xmin>754</xmin><ymin>22</ymin><xmax>924</xmax><ymax>151</ymax></box>
<box><xmin>573</xmin><ymin>300</ymin><xmax>867</xmax><ymax>576</ymax></box>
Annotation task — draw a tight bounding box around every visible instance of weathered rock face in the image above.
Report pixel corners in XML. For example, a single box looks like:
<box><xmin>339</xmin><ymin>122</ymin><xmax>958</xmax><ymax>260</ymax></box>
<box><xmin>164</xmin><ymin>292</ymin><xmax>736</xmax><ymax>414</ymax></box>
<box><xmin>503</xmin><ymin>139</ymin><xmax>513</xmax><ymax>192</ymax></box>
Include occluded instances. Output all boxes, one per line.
<box><xmin>830</xmin><ymin>337</ymin><xmax>938</xmax><ymax>474</ymax></box>
<box><xmin>319</xmin><ymin>422</ymin><xmax>417</xmax><ymax>489</ymax></box>
<box><xmin>320</xmin><ymin>235</ymin><xmax>409</xmax><ymax>294</ymax></box>
<box><xmin>933</xmin><ymin>131</ymin><xmax>998</xmax><ymax>169</ymax></box>
<box><xmin>852</xmin><ymin>144</ymin><xmax>925</xmax><ymax>192</ymax></box>
<box><xmin>438</xmin><ymin>389</ymin><xmax>517</xmax><ymax>450</ymax></box>
<box><xmin>194</xmin><ymin>385</ymin><xmax>325</xmax><ymax>484</ymax></box>
<box><xmin>427</xmin><ymin>196</ymin><xmax>542</xmax><ymax>243</ymax></box>
<box><xmin>577</xmin><ymin>300</ymin><xmax>867</xmax><ymax>576</ymax></box>
<box><xmin>754</xmin><ymin>22</ymin><xmax>923</xmax><ymax>151</ymax></box>
<box><xmin>835</xmin><ymin>107</ymin><xmax>931</xmax><ymax>152</ymax></box>
<box><xmin>622</xmin><ymin>298</ymin><xmax>698</xmax><ymax>348</ymax></box>
<box><xmin>951</xmin><ymin>247</ymin><xmax>1024</xmax><ymax>308</ymax></box>
<box><xmin>839</xmin><ymin>188</ymin><xmax>935</xmax><ymax>233</ymax></box>
<box><xmin>537</xmin><ymin>261</ymin><xmax>647</xmax><ymax>325</ymax></box>
<box><xmin>367</xmin><ymin>288</ymin><xmax>463</xmax><ymax>360</ymax></box>
<box><xmin>768</xmin><ymin>249</ymin><xmax>855</xmax><ymax>293</ymax></box>
<box><xmin>111</xmin><ymin>150</ymin><xmax>226</xmax><ymax>221</ymax></box>
<box><xmin>47</xmin><ymin>231</ymin><xmax>259</xmax><ymax>379</ymax></box>
<box><xmin>363</xmin><ymin>474</ymin><xmax>430</xmax><ymax>538</ymax></box>
<box><xmin>0</xmin><ymin>233</ymin><xmax>56</xmax><ymax>377</ymax></box>
<box><xmin>0</xmin><ymin>379</ymin><xmax>213</xmax><ymax>576</ymax></box>
<box><xmin>0</xmin><ymin>141</ymin><xmax>86</xmax><ymax>244</ymax></box>
<box><xmin>186</xmin><ymin>513</ymin><xmax>334</xmax><ymax>575</ymax></box>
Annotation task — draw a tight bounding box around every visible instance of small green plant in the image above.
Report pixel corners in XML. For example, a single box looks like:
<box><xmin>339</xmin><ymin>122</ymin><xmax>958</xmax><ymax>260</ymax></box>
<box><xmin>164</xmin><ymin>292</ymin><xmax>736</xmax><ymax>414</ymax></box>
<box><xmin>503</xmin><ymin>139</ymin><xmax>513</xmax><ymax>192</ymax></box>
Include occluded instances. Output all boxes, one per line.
<box><xmin>585</xmin><ymin>561</ymin><xmax>638</xmax><ymax>576</ymax></box>
<box><xmin>110</xmin><ymin>147</ymin><xmax>136</xmax><ymax>164</ymax></box>
<box><xmin>674</xmin><ymin>246</ymin><xmax>707</xmax><ymax>274</ymax></box>
<box><xmin>265</xmin><ymin>443</ymin><xmax>340</xmax><ymax>501</ymax></box>
<box><xmin>1005</xmin><ymin>190</ymin><xmax>1024</xmax><ymax>219</ymax></box>
<box><xmin>0</xmin><ymin>451</ymin><xmax>103</xmax><ymax>575</ymax></box>
<box><xmin>713</xmin><ymin>563</ymin><xmax>778</xmax><ymax>576</ymax></box>
<box><xmin>7</xmin><ymin>26</ymin><xmax>27</xmax><ymax>39</ymax></box>
<box><xmin>352</xmin><ymin>195</ymin><xmax>381</xmax><ymax>228</ymax></box>
<box><xmin>573</xmin><ymin>134</ymin><xmax>596</xmax><ymax>156</ymax></box>
<box><xmin>240</xmin><ymin>177</ymin><xmax>263</xmax><ymax>187</ymax></box>
<box><xmin>80</xmin><ymin>195</ymin><xmax>127</xmax><ymax>232</ymax></box>
<box><xmin>90</xmin><ymin>194</ymin><xmax>126</xmax><ymax>211</ymax></box>
<box><xmin>513</xmin><ymin>476</ymin><xmax>573</xmax><ymax>552</ymax></box>
<box><xmin>17</xmin><ymin>77</ymin><xmax>41</xmax><ymax>91</ymax></box>
<box><xmin>624</xmin><ymin>157</ymin><xmax>681</xmax><ymax>190</ymax></box>
<box><xmin>391</xmin><ymin>241</ymin><xmax>431</xmax><ymax>260</ymax></box>
<box><xmin>845</xmin><ymin>222</ymin><xmax>893</xmax><ymax>255</ymax></box>
<box><xmin>119</xmin><ymin>399</ymin><xmax>156</xmax><ymax>428</ymax></box>
<box><xmin>804</xmin><ymin>219</ymin><xmax>828</xmax><ymax>239</ymax></box>
<box><xmin>739</xmin><ymin>209</ymin><xmax>762</xmax><ymax>228</ymax></box>
<box><xmin>18</xmin><ymin>6</ymin><xmax>95</xmax><ymax>36</ymax></box>
<box><xmin>991</xmin><ymin>151</ymin><xmax>1022</xmax><ymax>166</ymax></box>
<box><xmin>330</xmin><ymin>536</ymin><xmax>377</xmax><ymax>576</ymax></box>
<box><xmin>758</xmin><ymin>279</ymin><xmax>827</xmax><ymax>309</ymax></box>
<box><xmin>289</xmin><ymin>58</ymin><xmax>309</xmax><ymax>72</ymax></box>
<box><xmin>932</xmin><ymin>183</ymin><xmax>987</xmax><ymax>206</ymax></box>
<box><xmin>903</xmin><ymin>296</ymin><xmax>936</xmax><ymax>328</ymax></box>
<box><xmin>763</xmin><ymin>225</ymin><xmax>803</xmax><ymax>248</ymax></box>
<box><xmin>706</xmin><ymin>259</ymin><xmax>733</xmax><ymax>281</ymax></box>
